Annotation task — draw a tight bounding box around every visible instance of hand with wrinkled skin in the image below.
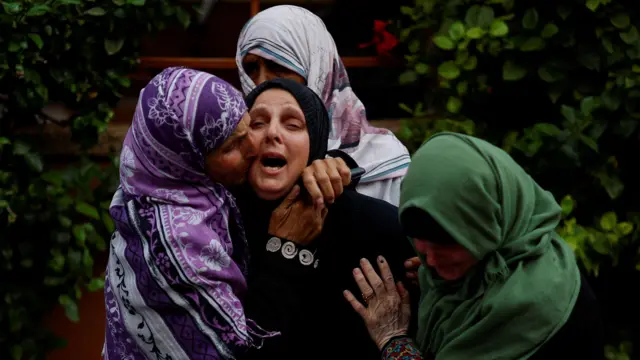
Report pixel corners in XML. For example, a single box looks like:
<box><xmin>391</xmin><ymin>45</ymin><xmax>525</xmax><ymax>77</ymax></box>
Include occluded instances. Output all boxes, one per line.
<box><xmin>269</xmin><ymin>185</ymin><xmax>328</xmax><ymax>246</ymax></box>
<box><xmin>302</xmin><ymin>157</ymin><xmax>351</xmax><ymax>206</ymax></box>
<box><xmin>344</xmin><ymin>256</ymin><xmax>412</xmax><ymax>350</ymax></box>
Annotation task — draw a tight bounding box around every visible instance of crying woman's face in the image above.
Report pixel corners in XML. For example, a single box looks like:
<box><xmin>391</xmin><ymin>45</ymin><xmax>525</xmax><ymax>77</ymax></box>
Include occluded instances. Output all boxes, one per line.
<box><xmin>247</xmin><ymin>88</ymin><xmax>310</xmax><ymax>200</ymax></box>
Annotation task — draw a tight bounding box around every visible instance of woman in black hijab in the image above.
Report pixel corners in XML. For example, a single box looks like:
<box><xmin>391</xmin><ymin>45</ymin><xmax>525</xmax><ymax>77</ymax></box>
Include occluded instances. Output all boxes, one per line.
<box><xmin>236</xmin><ymin>78</ymin><xmax>417</xmax><ymax>360</ymax></box>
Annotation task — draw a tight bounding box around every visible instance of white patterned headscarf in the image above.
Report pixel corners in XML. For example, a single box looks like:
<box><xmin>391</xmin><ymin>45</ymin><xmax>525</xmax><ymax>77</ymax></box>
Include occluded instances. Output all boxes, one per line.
<box><xmin>236</xmin><ymin>5</ymin><xmax>410</xmax><ymax>192</ymax></box>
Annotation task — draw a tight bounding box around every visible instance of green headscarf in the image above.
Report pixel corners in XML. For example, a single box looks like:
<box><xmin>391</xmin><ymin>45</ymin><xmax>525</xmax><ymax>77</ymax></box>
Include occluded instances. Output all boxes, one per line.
<box><xmin>399</xmin><ymin>133</ymin><xmax>581</xmax><ymax>360</ymax></box>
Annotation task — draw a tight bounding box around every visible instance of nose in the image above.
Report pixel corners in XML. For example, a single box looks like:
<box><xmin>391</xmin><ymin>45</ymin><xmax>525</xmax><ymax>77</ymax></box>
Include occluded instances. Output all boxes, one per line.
<box><xmin>254</xmin><ymin>62</ymin><xmax>274</xmax><ymax>86</ymax></box>
<box><xmin>265</xmin><ymin>120</ymin><xmax>282</xmax><ymax>144</ymax></box>
<box><xmin>414</xmin><ymin>239</ymin><xmax>438</xmax><ymax>267</ymax></box>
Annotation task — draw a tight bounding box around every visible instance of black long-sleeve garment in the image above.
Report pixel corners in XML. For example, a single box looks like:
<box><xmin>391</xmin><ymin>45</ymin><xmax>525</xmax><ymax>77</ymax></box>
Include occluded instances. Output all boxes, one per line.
<box><xmin>237</xmin><ymin>189</ymin><xmax>418</xmax><ymax>360</ymax></box>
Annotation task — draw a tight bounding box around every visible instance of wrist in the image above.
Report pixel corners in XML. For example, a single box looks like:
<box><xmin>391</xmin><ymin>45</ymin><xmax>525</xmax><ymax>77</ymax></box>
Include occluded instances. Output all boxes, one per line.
<box><xmin>376</xmin><ymin>333</ymin><xmax>408</xmax><ymax>351</ymax></box>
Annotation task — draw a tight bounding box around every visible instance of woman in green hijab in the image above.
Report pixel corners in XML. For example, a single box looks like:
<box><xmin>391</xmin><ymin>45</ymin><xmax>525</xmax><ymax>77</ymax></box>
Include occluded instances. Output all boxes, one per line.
<box><xmin>343</xmin><ymin>133</ymin><xmax>603</xmax><ymax>359</ymax></box>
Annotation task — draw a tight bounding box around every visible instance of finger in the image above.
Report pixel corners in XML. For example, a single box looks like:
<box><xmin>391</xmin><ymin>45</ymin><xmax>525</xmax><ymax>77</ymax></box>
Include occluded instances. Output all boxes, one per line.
<box><xmin>406</xmin><ymin>271</ymin><xmax>417</xmax><ymax>279</ymax></box>
<box><xmin>352</xmin><ymin>267</ymin><xmax>375</xmax><ymax>300</ymax></box>
<box><xmin>335</xmin><ymin>158</ymin><xmax>351</xmax><ymax>186</ymax></box>
<box><xmin>326</xmin><ymin>161</ymin><xmax>343</xmax><ymax>202</ymax></box>
<box><xmin>343</xmin><ymin>290</ymin><xmax>367</xmax><ymax>318</ymax></box>
<box><xmin>315</xmin><ymin>169</ymin><xmax>335</xmax><ymax>205</ymax></box>
<box><xmin>360</xmin><ymin>258</ymin><xmax>385</xmax><ymax>295</ymax></box>
<box><xmin>278</xmin><ymin>185</ymin><xmax>300</xmax><ymax>209</ymax></box>
<box><xmin>302</xmin><ymin>168</ymin><xmax>324</xmax><ymax>207</ymax></box>
<box><xmin>404</xmin><ymin>257</ymin><xmax>421</xmax><ymax>270</ymax></box>
<box><xmin>376</xmin><ymin>256</ymin><xmax>396</xmax><ymax>291</ymax></box>
<box><xmin>397</xmin><ymin>282</ymin><xmax>411</xmax><ymax>304</ymax></box>
<box><xmin>320</xmin><ymin>207</ymin><xmax>328</xmax><ymax>221</ymax></box>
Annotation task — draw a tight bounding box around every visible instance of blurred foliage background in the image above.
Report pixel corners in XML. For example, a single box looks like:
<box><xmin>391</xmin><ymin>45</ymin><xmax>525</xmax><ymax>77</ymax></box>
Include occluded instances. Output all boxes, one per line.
<box><xmin>0</xmin><ymin>1</ymin><xmax>190</xmax><ymax>359</ymax></box>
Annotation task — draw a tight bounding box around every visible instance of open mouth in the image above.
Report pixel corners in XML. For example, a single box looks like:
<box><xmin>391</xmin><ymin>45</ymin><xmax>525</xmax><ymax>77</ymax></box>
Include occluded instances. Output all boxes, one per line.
<box><xmin>259</xmin><ymin>152</ymin><xmax>287</xmax><ymax>172</ymax></box>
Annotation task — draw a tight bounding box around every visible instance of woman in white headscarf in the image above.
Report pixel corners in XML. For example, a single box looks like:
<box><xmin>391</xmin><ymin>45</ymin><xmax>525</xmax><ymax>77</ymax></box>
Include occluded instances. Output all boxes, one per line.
<box><xmin>236</xmin><ymin>5</ymin><xmax>410</xmax><ymax>206</ymax></box>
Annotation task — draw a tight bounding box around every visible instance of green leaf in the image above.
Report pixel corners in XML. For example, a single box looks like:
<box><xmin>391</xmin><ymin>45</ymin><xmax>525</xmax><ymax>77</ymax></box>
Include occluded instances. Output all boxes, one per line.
<box><xmin>87</xmin><ymin>278</ymin><xmax>105</xmax><ymax>292</ymax></box>
<box><xmin>128</xmin><ymin>0</ymin><xmax>146</xmax><ymax>5</ymax></box>
<box><xmin>28</xmin><ymin>34</ymin><xmax>44</xmax><ymax>49</ymax></box>
<box><xmin>560</xmin><ymin>195</ymin><xmax>575</xmax><ymax>216</ymax></box>
<box><xmin>449</xmin><ymin>21</ymin><xmax>465</xmax><ymax>41</ymax></box>
<box><xmin>176</xmin><ymin>7</ymin><xmax>190</xmax><ymax>29</ymax></box>
<box><xmin>541</xmin><ymin>23</ymin><xmax>559</xmax><ymax>39</ymax></box>
<box><xmin>2</xmin><ymin>2</ymin><xmax>22</xmax><ymax>14</ymax></box>
<box><xmin>557</xmin><ymin>5</ymin><xmax>572</xmax><ymax>20</ymax></box>
<box><xmin>522</xmin><ymin>8</ymin><xmax>539</xmax><ymax>30</ymax></box>
<box><xmin>621</xmin><ymin>26</ymin><xmax>639</xmax><ymax>45</ymax></box>
<box><xmin>415</xmin><ymin>63</ymin><xmax>429</xmax><ymax>74</ymax></box>
<box><xmin>58</xmin><ymin>295</ymin><xmax>80</xmax><ymax>322</ymax></box>
<box><xmin>520</xmin><ymin>37</ymin><xmax>545</xmax><ymax>51</ymax></box>
<box><xmin>456</xmin><ymin>81</ymin><xmax>468</xmax><ymax>95</ymax></box>
<box><xmin>433</xmin><ymin>36</ymin><xmax>455</xmax><ymax>50</ymax></box>
<box><xmin>85</xmin><ymin>7</ymin><xmax>106</xmax><ymax>16</ymax></box>
<box><xmin>465</xmin><ymin>5</ymin><xmax>494</xmax><ymax>28</ymax></box>
<box><xmin>408</xmin><ymin>39</ymin><xmax>420</xmax><ymax>54</ymax></box>
<box><xmin>104</xmin><ymin>39</ymin><xmax>125</xmax><ymax>55</ymax></box>
<box><xmin>537</xmin><ymin>67</ymin><xmax>563</xmax><ymax>83</ymax></box>
<box><xmin>502</xmin><ymin>61</ymin><xmax>527</xmax><ymax>81</ymax></box>
<box><xmin>400</xmin><ymin>6</ymin><xmax>413</xmax><ymax>16</ymax></box>
<box><xmin>8</xmin><ymin>42</ymin><xmax>20</xmax><ymax>52</ymax></box>
<box><xmin>26</xmin><ymin>4</ymin><xmax>50</xmax><ymax>16</ymax></box>
<box><xmin>600</xmin><ymin>212</ymin><xmax>618</xmax><ymax>231</ymax></box>
<box><xmin>586</xmin><ymin>0</ymin><xmax>600</xmax><ymax>12</ymax></box>
<box><xmin>534</xmin><ymin>123</ymin><xmax>562</xmax><ymax>136</ymax></box>
<box><xmin>437</xmin><ymin>61</ymin><xmax>460</xmax><ymax>80</ymax></box>
<box><xmin>11</xmin><ymin>345</ymin><xmax>22</xmax><ymax>360</ymax></box>
<box><xmin>72</xmin><ymin>224</ymin><xmax>87</xmax><ymax>245</ymax></box>
<box><xmin>580</xmin><ymin>96</ymin><xmax>596</xmax><ymax>116</ymax></box>
<box><xmin>489</xmin><ymin>20</ymin><xmax>509</xmax><ymax>37</ymax></box>
<box><xmin>399</xmin><ymin>103</ymin><xmax>413</xmax><ymax>114</ymax></box>
<box><xmin>446</xmin><ymin>97</ymin><xmax>462</xmax><ymax>113</ymax></box>
<box><xmin>399</xmin><ymin>70</ymin><xmax>418</xmax><ymax>84</ymax></box>
<box><xmin>76</xmin><ymin>202</ymin><xmax>100</xmax><ymax>220</ymax></box>
<box><xmin>580</xmin><ymin>135</ymin><xmax>599</xmax><ymax>152</ymax></box>
<box><xmin>578</xmin><ymin>52</ymin><xmax>600</xmax><ymax>71</ymax></box>
<box><xmin>462</xmin><ymin>56</ymin><xmax>478</xmax><ymax>71</ymax></box>
<box><xmin>611</xmin><ymin>13</ymin><xmax>630</xmax><ymax>29</ymax></box>
<box><xmin>25</xmin><ymin>153</ymin><xmax>44</xmax><ymax>172</ymax></box>
<box><xmin>466</xmin><ymin>27</ymin><xmax>486</xmax><ymax>39</ymax></box>
<box><xmin>615</xmin><ymin>222</ymin><xmax>634</xmax><ymax>236</ymax></box>
<box><xmin>602</xmin><ymin>91</ymin><xmax>621</xmax><ymax>111</ymax></box>
<box><xmin>561</xmin><ymin>105</ymin><xmax>577</xmax><ymax>123</ymax></box>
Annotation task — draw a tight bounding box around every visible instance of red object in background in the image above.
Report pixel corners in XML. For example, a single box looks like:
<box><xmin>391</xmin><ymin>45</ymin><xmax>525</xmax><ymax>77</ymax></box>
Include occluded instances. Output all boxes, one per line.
<box><xmin>359</xmin><ymin>20</ymin><xmax>399</xmax><ymax>56</ymax></box>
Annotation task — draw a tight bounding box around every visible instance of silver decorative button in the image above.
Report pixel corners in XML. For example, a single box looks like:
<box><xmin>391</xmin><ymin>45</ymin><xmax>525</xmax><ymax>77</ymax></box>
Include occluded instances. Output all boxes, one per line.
<box><xmin>266</xmin><ymin>237</ymin><xmax>282</xmax><ymax>252</ymax></box>
<box><xmin>281</xmin><ymin>241</ymin><xmax>298</xmax><ymax>259</ymax></box>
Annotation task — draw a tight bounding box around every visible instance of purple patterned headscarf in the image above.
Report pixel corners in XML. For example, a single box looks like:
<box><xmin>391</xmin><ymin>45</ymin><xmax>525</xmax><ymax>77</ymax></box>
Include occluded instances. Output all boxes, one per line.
<box><xmin>103</xmin><ymin>67</ymin><xmax>275</xmax><ymax>360</ymax></box>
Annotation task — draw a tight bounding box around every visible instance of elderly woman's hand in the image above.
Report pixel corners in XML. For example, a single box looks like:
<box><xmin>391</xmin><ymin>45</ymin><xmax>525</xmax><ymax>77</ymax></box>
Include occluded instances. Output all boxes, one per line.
<box><xmin>302</xmin><ymin>157</ymin><xmax>351</xmax><ymax>206</ymax></box>
<box><xmin>344</xmin><ymin>256</ymin><xmax>411</xmax><ymax>350</ymax></box>
<box><xmin>269</xmin><ymin>185</ymin><xmax>328</xmax><ymax>245</ymax></box>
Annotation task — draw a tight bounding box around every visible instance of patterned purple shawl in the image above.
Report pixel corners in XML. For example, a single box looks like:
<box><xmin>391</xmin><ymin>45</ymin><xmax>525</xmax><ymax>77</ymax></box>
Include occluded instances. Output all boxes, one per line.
<box><xmin>103</xmin><ymin>67</ymin><xmax>274</xmax><ymax>360</ymax></box>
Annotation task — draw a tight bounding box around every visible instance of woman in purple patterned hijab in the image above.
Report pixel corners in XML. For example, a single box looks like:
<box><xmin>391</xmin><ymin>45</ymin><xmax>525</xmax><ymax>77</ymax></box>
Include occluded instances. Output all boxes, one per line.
<box><xmin>103</xmin><ymin>67</ymin><xmax>277</xmax><ymax>360</ymax></box>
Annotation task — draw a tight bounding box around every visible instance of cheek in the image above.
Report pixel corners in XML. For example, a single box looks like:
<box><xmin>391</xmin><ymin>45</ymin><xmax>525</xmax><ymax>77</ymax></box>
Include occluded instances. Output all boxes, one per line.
<box><xmin>287</xmin><ymin>133</ymin><xmax>310</xmax><ymax>168</ymax></box>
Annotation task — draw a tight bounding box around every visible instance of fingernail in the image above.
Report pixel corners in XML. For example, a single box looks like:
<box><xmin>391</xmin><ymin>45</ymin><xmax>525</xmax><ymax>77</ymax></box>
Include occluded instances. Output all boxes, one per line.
<box><xmin>404</xmin><ymin>260</ymin><xmax>412</xmax><ymax>267</ymax></box>
<box><xmin>360</xmin><ymin>258</ymin><xmax>367</xmax><ymax>265</ymax></box>
<box><xmin>378</xmin><ymin>256</ymin><xmax>385</xmax><ymax>263</ymax></box>
<box><xmin>353</xmin><ymin>268</ymin><xmax>360</xmax><ymax>275</ymax></box>
<box><xmin>316</xmin><ymin>198</ymin><xmax>324</xmax><ymax>206</ymax></box>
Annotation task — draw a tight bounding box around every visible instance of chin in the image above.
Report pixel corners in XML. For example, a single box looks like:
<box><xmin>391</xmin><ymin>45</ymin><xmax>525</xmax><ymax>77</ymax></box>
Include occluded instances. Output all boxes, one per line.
<box><xmin>253</xmin><ymin>184</ymin><xmax>290</xmax><ymax>200</ymax></box>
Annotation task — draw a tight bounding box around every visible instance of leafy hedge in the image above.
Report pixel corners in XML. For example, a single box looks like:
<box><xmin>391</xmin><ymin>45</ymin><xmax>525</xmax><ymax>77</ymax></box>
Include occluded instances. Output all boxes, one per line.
<box><xmin>394</xmin><ymin>0</ymin><xmax>640</xmax><ymax>358</ymax></box>
<box><xmin>0</xmin><ymin>1</ymin><xmax>190</xmax><ymax>359</ymax></box>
